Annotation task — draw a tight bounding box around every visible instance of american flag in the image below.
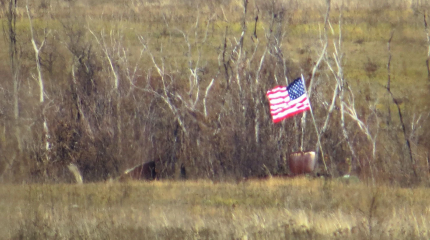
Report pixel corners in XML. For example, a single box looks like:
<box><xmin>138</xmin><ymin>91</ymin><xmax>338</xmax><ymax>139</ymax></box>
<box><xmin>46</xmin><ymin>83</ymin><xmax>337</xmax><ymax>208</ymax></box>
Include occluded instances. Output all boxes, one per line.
<box><xmin>266</xmin><ymin>77</ymin><xmax>311</xmax><ymax>123</ymax></box>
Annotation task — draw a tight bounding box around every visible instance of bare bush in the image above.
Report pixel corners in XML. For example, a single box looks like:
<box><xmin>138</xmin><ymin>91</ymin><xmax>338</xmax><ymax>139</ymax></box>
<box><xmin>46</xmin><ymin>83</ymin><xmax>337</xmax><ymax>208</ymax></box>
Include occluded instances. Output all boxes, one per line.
<box><xmin>0</xmin><ymin>0</ymin><xmax>428</xmax><ymax>184</ymax></box>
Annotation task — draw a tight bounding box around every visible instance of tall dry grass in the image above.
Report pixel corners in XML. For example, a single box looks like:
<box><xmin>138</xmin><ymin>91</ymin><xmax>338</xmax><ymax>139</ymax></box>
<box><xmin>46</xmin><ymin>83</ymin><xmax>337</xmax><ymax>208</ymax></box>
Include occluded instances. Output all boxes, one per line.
<box><xmin>2</xmin><ymin>178</ymin><xmax>430</xmax><ymax>239</ymax></box>
<box><xmin>1</xmin><ymin>1</ymin><xmax>430</xmax><ymax>237</ymax></box>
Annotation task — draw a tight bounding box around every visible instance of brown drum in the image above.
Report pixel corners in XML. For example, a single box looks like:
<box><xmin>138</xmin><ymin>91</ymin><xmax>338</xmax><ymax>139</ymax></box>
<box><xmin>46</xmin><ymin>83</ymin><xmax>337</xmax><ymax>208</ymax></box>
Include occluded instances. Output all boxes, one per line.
<box><xmin>289</xmin><ymin>151</ymin><xmax>316</xmax><ymax>175</ymax></box>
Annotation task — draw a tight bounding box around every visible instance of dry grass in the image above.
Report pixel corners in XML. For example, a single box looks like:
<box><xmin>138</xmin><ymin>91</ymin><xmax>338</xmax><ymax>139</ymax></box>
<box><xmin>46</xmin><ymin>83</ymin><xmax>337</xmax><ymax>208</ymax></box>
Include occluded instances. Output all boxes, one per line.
<box><xmin>1</xmin><ymin>178</ymin><xmax>430</xmax><ymax>239</ymax></box>
<box><xmin>1</xmin><ymin>0</ymin><xmax>430</xmax><ymax>238</ymax></box>
<box><xmin>0</xmin><ymin>0</ymin><xmax>427</xmax><ymax>111</ymax></box>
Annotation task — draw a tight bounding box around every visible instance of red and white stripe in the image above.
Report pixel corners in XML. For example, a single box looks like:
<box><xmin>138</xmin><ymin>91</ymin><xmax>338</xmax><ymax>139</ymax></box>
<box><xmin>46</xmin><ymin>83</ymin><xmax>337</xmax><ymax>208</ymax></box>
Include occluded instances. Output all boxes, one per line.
<box><xmin>266</xmin><ymin>86</ymin><xmax>310</xmax><ymax>123</ymax></box>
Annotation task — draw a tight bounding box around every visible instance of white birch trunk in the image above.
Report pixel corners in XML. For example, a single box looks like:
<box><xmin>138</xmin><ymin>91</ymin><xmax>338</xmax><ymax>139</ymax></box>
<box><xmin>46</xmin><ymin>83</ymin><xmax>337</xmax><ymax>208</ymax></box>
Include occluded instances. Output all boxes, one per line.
<box><xmin>26</xmin><ymin>4</ymin><xmax>50</xmax><ymax>161</ymax></box>
<box><xmin>88</xmin><ymin>28</ymin><xmax>122</xmax><ymax>154</ymax></box>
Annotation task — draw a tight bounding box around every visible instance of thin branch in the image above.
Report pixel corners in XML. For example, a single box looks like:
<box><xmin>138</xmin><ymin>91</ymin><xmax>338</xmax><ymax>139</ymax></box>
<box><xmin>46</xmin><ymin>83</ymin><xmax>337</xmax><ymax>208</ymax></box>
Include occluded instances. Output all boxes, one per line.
<box><xmin>87</xmin><ymin>26</ymin><xmax>120</xmax><ymax>90</ymax></box>
<box><xmin>204</xmin><ymin>79</ymin><xmax>215</xmax><ymax>118</ymax></box>
<box><xmin>424</xmin><ymin>12</ymin><xmax>430</xmax><ymax>81</ymax></box>
<box><xmin>139</xmin><ymin>36</ymin><xmax>187</xmax><ymax>134</ymax></box>
<box><xmin>310</xmin><ymin>0</ymin><xmax>332</xmax><ymax>173</ymax></box>
<box><xmin>221</xmin><ymin>26</ymin><xmax>230</xmax><ymax>87</ymax></box>
<box><xmin>71</xmin><ymin>63</ymin><xmax>95</xmax><ymax>141</ymax></box>
<box><xmin>386</xmin><ymin>30</ymin><xmax>395</xmax><ymax>125</ymax></box>
<box><xmin>26</xmin><ymin>2</ymin><xmax>51</xmax><ymax>166</ymax></box>
<box><xmin>385</xmin><ymin>31</ymin><xmax>418</xmax><ymax>180</ymax></box>
<box><xmin>27</xmin><ymin>4</ymin><xmax>47</xmax><ymax>103</ymax></box>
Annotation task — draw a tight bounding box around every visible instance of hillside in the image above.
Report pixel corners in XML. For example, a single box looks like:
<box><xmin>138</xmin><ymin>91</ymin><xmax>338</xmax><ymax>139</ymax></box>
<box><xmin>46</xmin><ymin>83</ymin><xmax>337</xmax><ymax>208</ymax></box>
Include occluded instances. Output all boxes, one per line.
<box><xmin>0</xmin><ymin>0</ymin><xmax>429</xmax><ymax>185</ymax></box>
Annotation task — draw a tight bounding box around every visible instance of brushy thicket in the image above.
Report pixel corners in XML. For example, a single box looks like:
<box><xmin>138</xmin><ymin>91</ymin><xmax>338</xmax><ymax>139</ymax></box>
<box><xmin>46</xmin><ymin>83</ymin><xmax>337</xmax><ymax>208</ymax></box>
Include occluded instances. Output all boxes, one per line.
<box><xmin>0</xmin><ymin>0</ymin><xmax>429</xmax><ymax>185</ymax></box>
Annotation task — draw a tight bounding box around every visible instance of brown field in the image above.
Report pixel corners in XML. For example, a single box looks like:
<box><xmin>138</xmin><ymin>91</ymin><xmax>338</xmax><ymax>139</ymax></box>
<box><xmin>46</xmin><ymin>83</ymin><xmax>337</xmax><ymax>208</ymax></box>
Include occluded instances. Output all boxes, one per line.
<box><xmin>1</xmin><ymin>178</ymin><xmax>430</xmax><ymax>239</ymax></box>
<box><xmin>1</xmin><ymin>0</ymin><xmax>430</xmax><ymax>239</ymax></box>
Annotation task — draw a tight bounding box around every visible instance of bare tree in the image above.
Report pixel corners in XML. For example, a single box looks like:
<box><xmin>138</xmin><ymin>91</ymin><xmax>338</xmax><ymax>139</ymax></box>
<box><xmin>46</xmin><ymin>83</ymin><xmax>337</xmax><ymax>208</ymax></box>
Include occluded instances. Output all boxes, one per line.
<box><xmin>321</xmin><ymin>3</ymin><xmax>360</xmax><ymax>176</ymax></box>
<box><xmin>305</xmin><ymin>0</ymin><xmax>332</xmax><ymax>174</ymax></box>
<box><xmin>0</xmin><ymin>0</ymin><xmax>20</xmax><ymax>180</ymax></box>
<box><xmin>6</xmin><ymin>0</ymin><xmax>20</xmax><ymax>149</ymax></box>
<box><xmin>385</xmin><ymin>31</ymin><xmax>418</xmax><ymax>180</ymax></box>
<box><xmin>137</xmin><ymin>10</ymin><xmax>219</xmax><ymax>178</ymax></box>
<box><xmin>26</xmin><ymin>2</ymin><xmax>51</xmax><ymax>177</ymax></box>
<box><xmin>87</xmin><ymin>27</ymin><xmax>123</xmax><ymax>155</ymax></box>
<box><xmin>424</xmin><ymin>12</ymin><xmax>430</xmax><ymax>81</ymax></box>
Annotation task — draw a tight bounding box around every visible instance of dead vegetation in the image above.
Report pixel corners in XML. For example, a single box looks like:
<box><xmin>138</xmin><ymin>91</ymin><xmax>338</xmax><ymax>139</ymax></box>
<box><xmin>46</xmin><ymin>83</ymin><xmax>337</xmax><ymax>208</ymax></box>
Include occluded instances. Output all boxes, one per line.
<box><xmin>0</xmin><ymin>1</ymin><xmax>428</xmax><ymax>238</ymax></box>
<box><xmin>0</xmin><ymin>0</ymin><xmax>429</xmax><ymax>213</ymax></box>
<box><xmin>1</xmin><ymin>178</ymin><xmax>429</xmax><ymax>239</ymax></box>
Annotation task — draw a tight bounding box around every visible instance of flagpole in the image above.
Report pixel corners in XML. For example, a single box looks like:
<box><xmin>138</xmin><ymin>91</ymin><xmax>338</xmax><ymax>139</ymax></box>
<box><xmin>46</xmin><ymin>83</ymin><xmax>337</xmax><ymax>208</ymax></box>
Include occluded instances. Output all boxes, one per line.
<box><xmin>300</xmin><ymin>75</ymin><xmax>306</xmax><ymax>152</ymax></box>
<box><xmin>301</xmin><ymin>74</ymin><xmax>328</xmax><ymax>173</ymax></box>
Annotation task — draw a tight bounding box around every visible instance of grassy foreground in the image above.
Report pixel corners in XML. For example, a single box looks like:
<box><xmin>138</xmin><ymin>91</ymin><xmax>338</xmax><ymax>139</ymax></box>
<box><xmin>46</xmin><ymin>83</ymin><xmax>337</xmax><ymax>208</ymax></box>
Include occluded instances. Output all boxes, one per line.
<box><xmin>1</xmin><ymin>178</ymin><xmax>430</xmax><ymax>239</ymax></box>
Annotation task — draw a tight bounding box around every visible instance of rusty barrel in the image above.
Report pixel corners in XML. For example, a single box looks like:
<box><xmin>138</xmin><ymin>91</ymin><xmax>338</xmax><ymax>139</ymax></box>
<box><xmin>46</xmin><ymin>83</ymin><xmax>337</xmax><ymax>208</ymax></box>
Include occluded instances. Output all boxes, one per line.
<box><xmin>289</xmin><ymin>151</ymin><xmax>316</xmax><ymax>175</ymax></box>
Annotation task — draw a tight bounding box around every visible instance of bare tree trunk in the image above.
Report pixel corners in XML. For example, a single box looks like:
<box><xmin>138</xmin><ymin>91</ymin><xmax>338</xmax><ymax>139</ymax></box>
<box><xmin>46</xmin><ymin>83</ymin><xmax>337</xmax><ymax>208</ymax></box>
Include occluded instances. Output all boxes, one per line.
<box><xmin>324</xmin><ymin>4</ymin><xmax>361</xmax><ymax>177</ymax></box>
<box><xmin>386</xmin><ymin>31</ymin><xmax>394</xmax><ymax>125</ymax></box>
<box><xmin>1</xmin><ymin>0</ymin><xmax>21</xmax><ymax>180</ymax></box>
<box><xmin>385</xmin><ymin>31</ymin><xmax>418</xmax><ymax>180</ymax></box>
<box><xmin>254</xmin><ymin>49</ymin><xmax>267</xmax><ymax>143</ymax></box>
<box><xmin>308</xmin><ymin>0</ymin><xmax>332</xmax><ymax>173</ymax></box>
<box><xmin>71</xmin><ymin>64</ymin><xmax>95</xmax><ymax>141</ymax></box>
<box><xmin>26</xmin><ymin>3</ymin><xmax>50</xmax><ymax>173</ymax></box>
<box><xmin>7</xmin><ymin>0</ymin><xmax>21</xmax><ymax>152</ymax></box>
<box><xmin>88</xmin><ymin>28</ymin><xmax>124</xmax><ymax>156</ymax></box>
<box><xmin>424</xmin><ymin>12</ymin><xmax>430</xmax><ymax>82</ymax></box>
